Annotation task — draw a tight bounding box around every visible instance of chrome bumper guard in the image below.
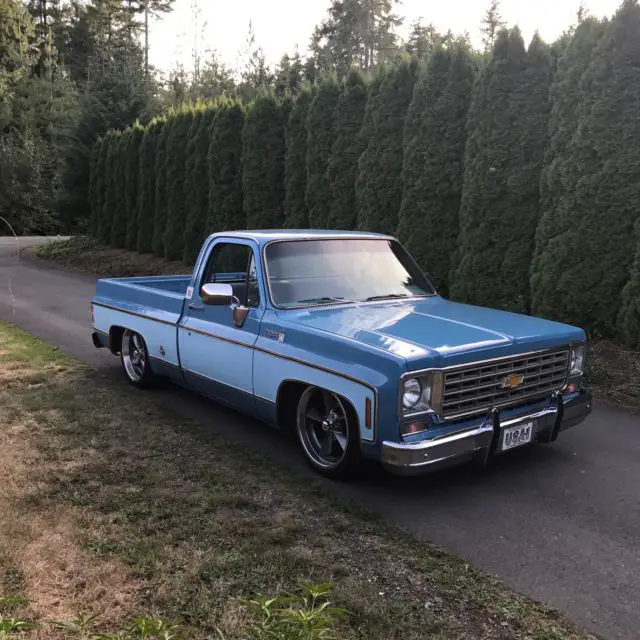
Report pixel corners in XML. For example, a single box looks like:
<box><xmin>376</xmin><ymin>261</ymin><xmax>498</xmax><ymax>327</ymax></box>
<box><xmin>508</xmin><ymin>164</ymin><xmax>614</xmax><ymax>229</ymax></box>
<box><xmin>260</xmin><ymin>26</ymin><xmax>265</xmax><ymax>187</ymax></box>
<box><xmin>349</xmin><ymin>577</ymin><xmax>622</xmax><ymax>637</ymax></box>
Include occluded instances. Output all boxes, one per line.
<box><xmin>382</xmin><ymin>389</ymin><xmax>592</xmax><ymax>476</ymax></box>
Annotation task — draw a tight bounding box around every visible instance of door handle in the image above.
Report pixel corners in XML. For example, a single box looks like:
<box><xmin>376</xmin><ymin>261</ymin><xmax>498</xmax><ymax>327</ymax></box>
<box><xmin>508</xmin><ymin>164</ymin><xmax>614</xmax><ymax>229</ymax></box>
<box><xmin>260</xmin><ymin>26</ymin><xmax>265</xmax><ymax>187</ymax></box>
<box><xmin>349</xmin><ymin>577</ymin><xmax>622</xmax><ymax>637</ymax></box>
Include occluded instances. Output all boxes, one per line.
<box><xmin>188</xmin><ymin>303</ymin><xmax>205</xmax><ymax>311</ymax></box>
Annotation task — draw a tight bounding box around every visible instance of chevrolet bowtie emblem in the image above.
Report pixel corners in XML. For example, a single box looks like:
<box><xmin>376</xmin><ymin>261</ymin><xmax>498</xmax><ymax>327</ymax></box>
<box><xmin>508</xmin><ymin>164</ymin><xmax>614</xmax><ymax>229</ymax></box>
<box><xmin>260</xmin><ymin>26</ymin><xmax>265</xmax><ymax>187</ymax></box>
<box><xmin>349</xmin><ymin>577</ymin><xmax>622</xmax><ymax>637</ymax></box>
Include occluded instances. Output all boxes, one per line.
<box><xmin>502</xmin><ymin>374</ymin><xmax>525</xmax><ymax>389</ymax></box>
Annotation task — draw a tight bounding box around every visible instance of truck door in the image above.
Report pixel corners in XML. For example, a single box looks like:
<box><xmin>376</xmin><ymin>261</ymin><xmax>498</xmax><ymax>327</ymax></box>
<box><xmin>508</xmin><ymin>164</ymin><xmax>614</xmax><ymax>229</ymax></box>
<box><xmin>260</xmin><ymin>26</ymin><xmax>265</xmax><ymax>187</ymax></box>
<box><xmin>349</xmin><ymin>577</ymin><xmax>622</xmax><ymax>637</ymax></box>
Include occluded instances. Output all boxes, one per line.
<box><xmin>178</xmin><ymin>238</ymin><xmax>264</xmax><ymax>409</ymax></box>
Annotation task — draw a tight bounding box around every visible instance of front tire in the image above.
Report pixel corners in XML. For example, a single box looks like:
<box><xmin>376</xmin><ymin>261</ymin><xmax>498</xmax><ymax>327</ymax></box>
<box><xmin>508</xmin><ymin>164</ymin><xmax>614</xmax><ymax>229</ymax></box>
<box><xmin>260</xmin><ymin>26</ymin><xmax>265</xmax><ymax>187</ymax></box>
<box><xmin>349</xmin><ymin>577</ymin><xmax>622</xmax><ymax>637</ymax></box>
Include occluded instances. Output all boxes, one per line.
<box><xmin>296</xmin><ymin>386</ymin><xmax>360</xmax><ymax>479</ymax></box>
<box><xmin>120</xmin><ymin>329</ymin><xmax>156</xmax><ymax>388</ymax></box>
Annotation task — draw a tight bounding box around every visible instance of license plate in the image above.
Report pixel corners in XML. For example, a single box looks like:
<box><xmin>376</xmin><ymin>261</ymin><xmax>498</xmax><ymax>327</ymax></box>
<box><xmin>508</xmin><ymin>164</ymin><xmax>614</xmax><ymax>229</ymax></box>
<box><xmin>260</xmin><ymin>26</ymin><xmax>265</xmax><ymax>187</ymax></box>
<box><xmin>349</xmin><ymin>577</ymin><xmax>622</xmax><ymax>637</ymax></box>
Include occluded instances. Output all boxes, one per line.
<box><xmin>502</xmin><ymin>422</ymin><xmax>533</xmax><ymax>451</ymax></box>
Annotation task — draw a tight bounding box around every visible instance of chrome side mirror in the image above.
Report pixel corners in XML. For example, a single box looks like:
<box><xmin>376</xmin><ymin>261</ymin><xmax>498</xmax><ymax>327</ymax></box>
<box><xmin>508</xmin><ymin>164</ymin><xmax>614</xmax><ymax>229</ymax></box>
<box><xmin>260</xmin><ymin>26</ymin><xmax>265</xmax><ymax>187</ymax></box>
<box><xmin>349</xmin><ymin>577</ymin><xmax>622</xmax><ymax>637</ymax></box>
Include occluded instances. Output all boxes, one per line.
<box><xmin>201</xmin><ymin>283</ymin><xmax>233</xmax><ymax>305</ymax></box>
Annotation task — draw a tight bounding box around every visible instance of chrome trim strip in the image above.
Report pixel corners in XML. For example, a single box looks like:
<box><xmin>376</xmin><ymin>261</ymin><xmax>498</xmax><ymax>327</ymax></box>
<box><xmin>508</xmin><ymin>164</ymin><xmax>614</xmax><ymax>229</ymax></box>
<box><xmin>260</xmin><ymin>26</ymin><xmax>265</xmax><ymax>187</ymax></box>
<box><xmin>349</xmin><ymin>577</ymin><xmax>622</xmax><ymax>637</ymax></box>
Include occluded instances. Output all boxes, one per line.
<box><xmin>261</xmin><ymin>237</ymin><xmax>436</xmax><ymax>311</ymax></box>
<box><xmin>182</xmin><ymin>366</ymin><xmax>253</xmax><ymax>396</ymax></box>
<box><xmin>179</xmin><ymin>323</ymin><xmax>254</xmax><ymax>350</ymax></box>
<box><xmin>92</xmin><ymin>302</ymin><xmax>177</xmax><ymax>327</ymax></box>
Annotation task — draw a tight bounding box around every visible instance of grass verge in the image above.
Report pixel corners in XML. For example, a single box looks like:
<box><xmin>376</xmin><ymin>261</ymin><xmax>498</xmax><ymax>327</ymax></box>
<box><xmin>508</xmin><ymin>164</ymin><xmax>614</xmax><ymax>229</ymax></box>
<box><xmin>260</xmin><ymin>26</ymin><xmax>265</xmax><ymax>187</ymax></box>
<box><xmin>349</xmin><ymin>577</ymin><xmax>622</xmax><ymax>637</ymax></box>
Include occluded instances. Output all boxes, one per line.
<box><xmin>0</xmin><ymin>322</ymin><xmax>593</xmax><ymax>639</ymax></box>
<box><xmin>35</xmin><ymin>236</ymin><xmax>640</xmax><ymax>415</ymax></box>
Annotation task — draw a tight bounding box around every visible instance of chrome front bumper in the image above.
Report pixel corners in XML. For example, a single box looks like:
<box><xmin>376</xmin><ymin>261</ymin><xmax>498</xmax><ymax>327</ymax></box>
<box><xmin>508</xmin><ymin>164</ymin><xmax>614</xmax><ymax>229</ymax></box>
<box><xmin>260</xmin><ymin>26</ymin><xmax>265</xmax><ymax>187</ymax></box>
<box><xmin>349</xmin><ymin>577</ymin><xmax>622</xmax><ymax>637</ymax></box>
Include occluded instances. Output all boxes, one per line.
<box><xmin>381</xmin><ymin>390</ymin><xmax>592</xmax><ymax>476</ymax></box>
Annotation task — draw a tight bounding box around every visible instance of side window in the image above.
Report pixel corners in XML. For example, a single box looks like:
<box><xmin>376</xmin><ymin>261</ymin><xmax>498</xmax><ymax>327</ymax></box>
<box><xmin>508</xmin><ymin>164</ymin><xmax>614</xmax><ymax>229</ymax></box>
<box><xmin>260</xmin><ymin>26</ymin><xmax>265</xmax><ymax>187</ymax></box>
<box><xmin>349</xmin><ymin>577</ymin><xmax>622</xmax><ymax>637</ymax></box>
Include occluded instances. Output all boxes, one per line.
<box><xmin>202</xmin><ymin>243</ymin><xmax>260</xmax><ymax>308</ymax></box>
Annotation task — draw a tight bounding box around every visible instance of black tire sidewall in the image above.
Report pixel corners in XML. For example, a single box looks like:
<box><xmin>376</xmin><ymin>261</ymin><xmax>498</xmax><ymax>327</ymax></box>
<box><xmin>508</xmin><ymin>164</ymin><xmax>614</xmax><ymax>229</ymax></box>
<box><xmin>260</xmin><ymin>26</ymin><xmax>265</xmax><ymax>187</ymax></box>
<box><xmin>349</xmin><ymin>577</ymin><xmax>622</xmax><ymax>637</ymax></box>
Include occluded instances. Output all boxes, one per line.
<box><xmin>297</xmin><ymin>388</ymin><xmax>361</xmax><ymax>480</ymax></box>
<box><xmin>120</xmin><ymin>330</ymin><xmax>155</xmax><ymax>388</ymax></box>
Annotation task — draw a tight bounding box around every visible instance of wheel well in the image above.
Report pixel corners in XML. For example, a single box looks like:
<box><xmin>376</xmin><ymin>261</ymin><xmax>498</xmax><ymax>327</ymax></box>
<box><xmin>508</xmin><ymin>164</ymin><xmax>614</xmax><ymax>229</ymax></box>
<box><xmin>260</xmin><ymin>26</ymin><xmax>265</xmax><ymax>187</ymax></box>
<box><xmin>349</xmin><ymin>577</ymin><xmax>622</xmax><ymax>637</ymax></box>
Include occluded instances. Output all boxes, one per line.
<box><xmin>108</xmin><ymin>326</ymin><xmax>125</xmax><ymax>355</ymax></box>
<box><xmin>275</xmin><ymin>381</ymin><xmax>359</xmax><ymax>435</ymax></box>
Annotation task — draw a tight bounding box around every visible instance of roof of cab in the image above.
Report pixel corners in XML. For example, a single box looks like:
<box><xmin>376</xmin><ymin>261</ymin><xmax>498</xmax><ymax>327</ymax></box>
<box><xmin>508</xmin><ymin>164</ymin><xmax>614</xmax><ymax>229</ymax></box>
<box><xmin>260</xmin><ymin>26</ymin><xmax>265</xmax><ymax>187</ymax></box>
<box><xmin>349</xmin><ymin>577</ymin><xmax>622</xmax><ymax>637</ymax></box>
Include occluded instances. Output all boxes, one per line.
<box><xmin>205</xmin><ymin>229</ymin><xmax>395</xmax><ymax>246</ymax></box>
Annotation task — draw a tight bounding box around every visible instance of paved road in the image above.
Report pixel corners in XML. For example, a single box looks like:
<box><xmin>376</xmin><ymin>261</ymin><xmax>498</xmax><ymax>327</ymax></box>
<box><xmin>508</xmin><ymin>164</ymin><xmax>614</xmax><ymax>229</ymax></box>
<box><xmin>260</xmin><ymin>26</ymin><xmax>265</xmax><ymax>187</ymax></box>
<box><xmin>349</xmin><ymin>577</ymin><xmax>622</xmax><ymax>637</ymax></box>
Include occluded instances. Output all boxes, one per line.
<box><xmin>2</xmin><ymin>237</ymin><xmax>639</xmax><ymax>640</ymax></box>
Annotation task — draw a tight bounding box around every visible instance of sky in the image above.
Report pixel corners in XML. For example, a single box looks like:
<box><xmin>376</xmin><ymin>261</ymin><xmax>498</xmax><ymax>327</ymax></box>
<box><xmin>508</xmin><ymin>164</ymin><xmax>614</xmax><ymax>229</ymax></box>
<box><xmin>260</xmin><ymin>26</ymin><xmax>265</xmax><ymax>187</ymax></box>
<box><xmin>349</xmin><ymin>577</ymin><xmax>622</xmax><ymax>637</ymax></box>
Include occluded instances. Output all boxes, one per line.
<box><xmin>148</xmin><ymin>0</ymin><xmax>622</xmax><ymax>73</ymax></box>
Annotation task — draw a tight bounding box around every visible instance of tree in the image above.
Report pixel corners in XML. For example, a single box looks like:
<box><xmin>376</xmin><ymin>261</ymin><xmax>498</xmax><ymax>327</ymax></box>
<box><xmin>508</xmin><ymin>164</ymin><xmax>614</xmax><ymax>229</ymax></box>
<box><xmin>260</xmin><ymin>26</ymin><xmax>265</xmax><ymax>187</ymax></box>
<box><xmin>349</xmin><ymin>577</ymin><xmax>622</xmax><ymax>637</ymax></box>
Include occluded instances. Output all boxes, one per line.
<box><xmin>356</xmin><ymin>58</ymin><xmax>416</xmax><ymax>233</ymax></box>
<box><xmin>182</xmin><ymin>106</ymin><xmax>205</xmax><ymax>263</ymax></box>
<box><xmin>0</xmin><ymin>0</ymin><xmax>35</xmax><ymax>96</ymax></box>
<box><xmin>406</xmin><ymin>19</ymin><xmax>440</xmax><ymax>59</ymax></box>
<box><xmin>305</xmin><ymin>74</ymin><xmax>340</xmax><ymax>228</ymax></box>
<box><xmin>110</xmin><ymin>129</ymin><xmax>128</xmax><ymax>247</ymax></box>
<box><xmin>480</xmin><ymin>0</ymin><xmax>506</xmax><ymax>52</ymax></box>
<box><xmin>284</xmin><ymin>86</ymin><xmax>314</xmax><ymax>227</ymax></box>
<box><xmin>450</xmin><ymin>30</ymin><xmax>552</xmax><ymax>311</ymax></box>
<box><xmin>98</xmin><ymin>131</ymin><xmax>118</xmax><ymax>244</ymax></box>
<box><xmin>124</xmin><ymin>121</ymin><xmax>144</xmax><ymax>249</ymax></box>
<box><xmin>532</xmin><ymin>2</ymin><xmax>640</xmax><ymax>335</ymax></box>
<box><xmin>207</xmin><ymin>98</ymin><xmax>245</xmax><ymax>235</ymax></box>
<box><xmin>310</xmin><ymin>0</ymin><xmax>403</xmax><ymax>75</ymax></box>
<box><xmin>135</xmin><ymin>118</ymin><xmax>162</xmax><ymax>252</ymax></box>
<box><xmin>275</xmin><ymin>50</ymin><xmax>305</xmax><ymax>97</ymax></box>
<box><xmin>397</xmin><ymin>43</ymin><xmax>475</xmax><ymax>294</ymax></box>
<box><xmin>530</xmin><ymin>17</ymin><xmax>605</xmax><ymax>316</ymax></box>
<box><xmin>89</xmin><ymin>137</ymin><xmax>103</xmax><ymax>236</ymax></box>
<box><xmin>326</xmin><ymin>68</ymin><xmax>368</xmax><ymax>230</ymax></box>
<box><xmin>237</xmin><ymin>21</ymin><xmax>273</xmax><ymax>100</ymax></box>
<box><xmin>152</xmin><ymin>117</ymin><xmax>170</xmax><ymax>256</ymax></box>
<box><xmin>163</xmin><ymin>107</ymin><xmax>194</xmax><ymax>260</ymax></box>
<box><xmin>242</xmin><ymin>90</ymin><xmax>287</xmax><ymax>229</ymax></box>
<box><xmin>619</xmin><ymin>224</ymin><xmax>640</xmax><ymax>348</ymax></box>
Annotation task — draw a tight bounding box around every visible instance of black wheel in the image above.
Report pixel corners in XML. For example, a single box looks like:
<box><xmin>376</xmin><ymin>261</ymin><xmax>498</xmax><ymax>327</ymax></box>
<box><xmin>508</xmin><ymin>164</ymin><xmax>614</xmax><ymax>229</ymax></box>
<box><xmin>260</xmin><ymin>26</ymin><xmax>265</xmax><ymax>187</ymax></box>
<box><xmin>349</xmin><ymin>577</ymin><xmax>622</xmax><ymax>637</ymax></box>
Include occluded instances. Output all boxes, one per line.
<box><xmin>296</xmin><ymin>386</ymin><xmax>360</xmax><ymax>479</ymax></box>
<box><xmin>120</xmin><ymin>329</ymin><xmax>156</xmax><ymax>388</ymax></box>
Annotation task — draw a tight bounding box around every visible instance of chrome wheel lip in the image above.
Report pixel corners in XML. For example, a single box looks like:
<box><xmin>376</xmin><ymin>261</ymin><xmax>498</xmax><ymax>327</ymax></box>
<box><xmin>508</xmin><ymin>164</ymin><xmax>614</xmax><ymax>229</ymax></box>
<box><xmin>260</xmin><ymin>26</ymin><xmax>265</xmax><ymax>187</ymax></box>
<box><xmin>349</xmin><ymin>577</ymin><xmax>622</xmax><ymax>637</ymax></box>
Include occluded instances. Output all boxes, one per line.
<box><xmin>122</xmin><ymin>329</ymin><xmax>146</xmax><ymax>383</ymax></box>
<box><xmin>297</xmin><ymin>386</ymin><xmax>350</xmax><ymax>469</ymax></box>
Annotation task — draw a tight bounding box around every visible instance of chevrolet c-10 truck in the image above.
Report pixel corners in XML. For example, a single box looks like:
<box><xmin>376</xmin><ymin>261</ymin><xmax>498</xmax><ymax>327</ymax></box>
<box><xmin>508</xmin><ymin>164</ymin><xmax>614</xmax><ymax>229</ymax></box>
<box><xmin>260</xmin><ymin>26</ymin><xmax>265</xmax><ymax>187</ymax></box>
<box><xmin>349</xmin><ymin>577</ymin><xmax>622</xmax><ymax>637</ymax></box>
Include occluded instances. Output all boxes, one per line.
<box><xmin>91</xmin><ymin>230</ymin><xmax>592</xmax><ymax>478</ymax></box>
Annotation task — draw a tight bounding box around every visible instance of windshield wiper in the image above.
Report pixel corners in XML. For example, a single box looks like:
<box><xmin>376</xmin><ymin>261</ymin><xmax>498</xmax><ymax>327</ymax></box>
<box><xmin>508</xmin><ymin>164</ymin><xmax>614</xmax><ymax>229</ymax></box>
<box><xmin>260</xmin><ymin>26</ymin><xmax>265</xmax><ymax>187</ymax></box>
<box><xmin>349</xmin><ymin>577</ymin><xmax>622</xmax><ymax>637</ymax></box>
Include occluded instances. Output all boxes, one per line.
<box><xmin>363</xmin><ymin>293</ymin><xmax>409</xmax><ymax>302</ymax></box>
<box><xmin>297</xmin><ymin>296</ymin><xmax>353</xmax><ymax>304</ymax></box>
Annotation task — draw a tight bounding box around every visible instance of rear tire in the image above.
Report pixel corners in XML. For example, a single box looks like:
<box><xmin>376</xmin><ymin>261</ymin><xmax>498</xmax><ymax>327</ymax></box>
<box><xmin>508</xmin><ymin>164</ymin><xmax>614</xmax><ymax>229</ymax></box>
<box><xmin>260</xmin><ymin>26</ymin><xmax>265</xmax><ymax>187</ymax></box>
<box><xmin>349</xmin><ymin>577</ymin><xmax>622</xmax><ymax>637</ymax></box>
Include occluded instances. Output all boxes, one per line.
<box><xmin>296</xmin><ymin>386</ymin><xmax>361</xmax><ymax>480</ymax></box>
<box><xmin>120</xmin><ymin>329</ymin><xmax>157</xmax><ymax>388</ymax></box>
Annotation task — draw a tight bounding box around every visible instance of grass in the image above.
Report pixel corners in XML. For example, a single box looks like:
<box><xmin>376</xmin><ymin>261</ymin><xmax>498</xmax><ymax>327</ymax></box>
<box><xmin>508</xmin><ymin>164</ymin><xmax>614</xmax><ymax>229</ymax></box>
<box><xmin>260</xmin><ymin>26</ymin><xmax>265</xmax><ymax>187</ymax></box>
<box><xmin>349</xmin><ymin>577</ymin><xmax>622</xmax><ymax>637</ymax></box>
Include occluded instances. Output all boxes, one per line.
<box><xmin>35</xmin><ymin>236</ymin><xmax>640</xmax><ymax>415</ymax></box>
<box><xmin>0</xmin><ymin>322</ymin><xmax>594</xmax><ymax>639</ymax></box>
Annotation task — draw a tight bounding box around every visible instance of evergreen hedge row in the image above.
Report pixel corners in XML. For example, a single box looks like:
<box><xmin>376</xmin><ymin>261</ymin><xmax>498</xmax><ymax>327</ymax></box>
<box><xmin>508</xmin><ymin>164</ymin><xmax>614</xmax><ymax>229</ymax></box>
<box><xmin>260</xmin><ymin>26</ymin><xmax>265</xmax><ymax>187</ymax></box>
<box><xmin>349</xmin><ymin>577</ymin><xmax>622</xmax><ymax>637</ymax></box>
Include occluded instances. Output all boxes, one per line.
<box><xmin>89</xmin><ymin>9</ymin><xmax>640</xmax><ymax>347</ymax></box>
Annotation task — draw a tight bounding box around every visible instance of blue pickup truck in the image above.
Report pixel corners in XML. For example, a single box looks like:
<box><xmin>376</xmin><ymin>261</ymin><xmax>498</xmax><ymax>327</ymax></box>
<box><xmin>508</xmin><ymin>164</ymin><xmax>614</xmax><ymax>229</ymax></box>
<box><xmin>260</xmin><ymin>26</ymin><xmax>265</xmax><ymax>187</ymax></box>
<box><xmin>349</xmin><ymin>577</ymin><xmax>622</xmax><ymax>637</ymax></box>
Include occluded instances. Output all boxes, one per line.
<box><xmin>91</xmin><ymin>230</ymin><xmax>592</xmax><ymax>478</ymax></box>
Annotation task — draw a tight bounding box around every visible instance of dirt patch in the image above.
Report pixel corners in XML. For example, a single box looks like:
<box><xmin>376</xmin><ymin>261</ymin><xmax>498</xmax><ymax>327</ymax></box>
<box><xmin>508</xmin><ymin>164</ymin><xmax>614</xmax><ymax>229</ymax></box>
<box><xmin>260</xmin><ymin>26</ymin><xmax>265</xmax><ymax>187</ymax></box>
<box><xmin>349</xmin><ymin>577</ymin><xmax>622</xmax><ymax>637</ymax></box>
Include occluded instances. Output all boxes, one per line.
<box><xmin>586</xmin><ymin>339</ymin><xmax>640</xmax><ymax>413</ymax></box>
<box><xmin>0</xmin><ymin>322</ymin><xmax>594</xmax><ymax>639</ymax></box>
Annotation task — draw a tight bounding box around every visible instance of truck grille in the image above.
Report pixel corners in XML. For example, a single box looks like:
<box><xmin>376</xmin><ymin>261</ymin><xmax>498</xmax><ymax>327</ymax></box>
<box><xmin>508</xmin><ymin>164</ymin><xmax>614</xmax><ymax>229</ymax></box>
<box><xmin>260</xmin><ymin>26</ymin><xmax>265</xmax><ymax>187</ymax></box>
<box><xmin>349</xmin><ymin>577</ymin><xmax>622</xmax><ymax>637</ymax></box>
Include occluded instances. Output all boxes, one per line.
<box><xmin>440</xmin><ymin>348</ymin><xmax>570</xmax><ymax>419</ymax></box>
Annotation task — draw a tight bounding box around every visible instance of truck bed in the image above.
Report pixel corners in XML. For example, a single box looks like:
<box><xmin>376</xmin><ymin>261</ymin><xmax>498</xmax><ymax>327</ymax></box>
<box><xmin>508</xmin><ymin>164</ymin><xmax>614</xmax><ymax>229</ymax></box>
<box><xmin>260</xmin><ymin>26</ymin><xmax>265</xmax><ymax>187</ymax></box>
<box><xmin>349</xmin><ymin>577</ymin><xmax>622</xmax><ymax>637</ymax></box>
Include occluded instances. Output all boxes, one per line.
<box><xmin>93</xmin><ymin>275</ymin><xmax>191</xmax><ymax>324</ymax></box>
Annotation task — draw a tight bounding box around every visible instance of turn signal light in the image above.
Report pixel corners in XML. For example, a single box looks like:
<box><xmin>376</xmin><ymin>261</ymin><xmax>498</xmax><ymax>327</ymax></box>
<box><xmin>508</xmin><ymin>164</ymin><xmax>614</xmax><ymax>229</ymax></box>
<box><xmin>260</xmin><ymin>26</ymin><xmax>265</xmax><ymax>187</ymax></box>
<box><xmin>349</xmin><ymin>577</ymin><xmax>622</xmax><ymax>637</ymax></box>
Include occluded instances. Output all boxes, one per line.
<box><xmin>401</xmin><ymin>421</ymin><xmax>427</xmax><ymax>436</ymax></box>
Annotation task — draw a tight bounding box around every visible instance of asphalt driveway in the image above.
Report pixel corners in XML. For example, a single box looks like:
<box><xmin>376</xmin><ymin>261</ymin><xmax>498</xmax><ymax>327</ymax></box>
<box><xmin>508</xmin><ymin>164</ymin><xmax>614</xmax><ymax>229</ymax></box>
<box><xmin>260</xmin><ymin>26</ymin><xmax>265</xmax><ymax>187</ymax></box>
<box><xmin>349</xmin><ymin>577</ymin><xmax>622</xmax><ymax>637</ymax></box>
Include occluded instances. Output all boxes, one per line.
<box><xmin>1</xmin><ymin>237</ymin><xmax>638</xmax><ymax>640</ymax></box>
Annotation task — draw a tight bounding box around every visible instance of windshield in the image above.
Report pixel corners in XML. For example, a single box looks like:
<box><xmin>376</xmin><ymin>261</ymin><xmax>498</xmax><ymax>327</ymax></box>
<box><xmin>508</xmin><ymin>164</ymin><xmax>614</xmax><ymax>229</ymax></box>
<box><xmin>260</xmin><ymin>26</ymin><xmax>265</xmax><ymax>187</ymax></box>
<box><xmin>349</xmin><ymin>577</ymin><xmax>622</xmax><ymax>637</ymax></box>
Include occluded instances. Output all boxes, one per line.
<box><xmin>265</xmin><ymin>239</ymin><xmax>436</xmax><ymax>308</ymax></box>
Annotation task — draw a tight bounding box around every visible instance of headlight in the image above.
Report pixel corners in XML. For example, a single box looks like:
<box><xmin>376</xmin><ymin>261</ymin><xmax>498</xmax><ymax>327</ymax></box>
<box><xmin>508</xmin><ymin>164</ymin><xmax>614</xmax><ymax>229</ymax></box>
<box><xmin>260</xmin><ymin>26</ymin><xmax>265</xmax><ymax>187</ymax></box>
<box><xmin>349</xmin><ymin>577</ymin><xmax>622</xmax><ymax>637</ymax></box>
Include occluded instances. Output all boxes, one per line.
<box><xmin>401</xmin><ymin>375</ymin><xmax>433</xmax><ymax>414</ymax></box>
<box><xmin>569</xmin><ymin>344</ymin><xmax>586</xmax><ymax>376</ymax></box>
<box><xmin>402</xmin><ymin>378</ymin><xmax>422</xmax><ymax>409</ymax></box>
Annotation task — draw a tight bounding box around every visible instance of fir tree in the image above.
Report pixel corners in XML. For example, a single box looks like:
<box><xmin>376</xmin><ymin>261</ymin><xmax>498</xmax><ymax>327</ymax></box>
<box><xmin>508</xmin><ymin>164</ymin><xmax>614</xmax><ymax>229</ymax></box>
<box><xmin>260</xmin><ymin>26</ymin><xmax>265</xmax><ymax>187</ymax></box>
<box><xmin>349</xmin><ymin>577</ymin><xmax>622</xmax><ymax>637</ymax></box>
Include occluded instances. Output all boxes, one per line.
<box><xmin>125</xmin><ymin>122</ymin><xmax>144</xmax><ymax>250</ymax></box>
<box><xmin>163</xmin><ymin>108</ymin><xmax>194</xmax><ymax>260</ymax></box>
<box><xmin>152</xmin><ymin>117</ymin><xmax>171</xmax><ymax>257</ymax></box>
<box><xmin>110</xmin><ymin>129</ymin><xmax>128</xmax><ymax>248</ymax></box>
<box><xmin>88</xmin><ymin>138</ymin><xmax>103</xmax><ymax>237</ymax></box>
<box><xmin>533</xmin><ymin>2</ymin><xmax>640</xmax><ymax>334</ymax></box>
<box><xmin>397</xmin><ymin>43</ymin><xmax>475</xmax><ymax>294</ymax></box>
<box><xmin>450</xmin><ymin>30</ymin><xmax>551</xmax><ymax>312</ymax></box>
<box><xmin>356</xmin><ymin>59</ymin><xmax>417</xmax><ymax>234</ymax></box>
<box><xmin>530</xmin><ymin>17</ymin><xmax>606</xmax><ymax>316</ymax></box>
<box><xmin>284</xmin><ymin>86</ymin><xmax>314</xmax><ymax>227</ymax></box>
<box><xmin>326</xmin><ymin>68</ymin><xmax>368</xmax><ymax>230</ymax></box>
<box><xmin>184</xmin><ymin>105</ymin><xmax>217</xmax><ymax>264</ymax></box>
<box><xmin>208</xmin><ymin>98</ymin><xmax>246</xmax><ymax>233</ymax></box>
<box><xmin>98</xmin><ymin>131</ymin><xmax>118</xmax><ymax>245</ymax></box>
<box><xmin>242</xmin><ymin>91</ymin><xmax>287</xmax><ymax>229</ymax></box>
<box><xmin>305</xmin><ymin>74</ymin><xmax>340</xmax><ymax>228</ymax></box>
<box><xmin>619</xmin><ymin>224</ymin><xmax>640</xmax><ymax>348</ymax></box>
<box><xmin>137</xmin><ymin>118</ymin><xmax>163</xmax><ymax>253</ymax></box>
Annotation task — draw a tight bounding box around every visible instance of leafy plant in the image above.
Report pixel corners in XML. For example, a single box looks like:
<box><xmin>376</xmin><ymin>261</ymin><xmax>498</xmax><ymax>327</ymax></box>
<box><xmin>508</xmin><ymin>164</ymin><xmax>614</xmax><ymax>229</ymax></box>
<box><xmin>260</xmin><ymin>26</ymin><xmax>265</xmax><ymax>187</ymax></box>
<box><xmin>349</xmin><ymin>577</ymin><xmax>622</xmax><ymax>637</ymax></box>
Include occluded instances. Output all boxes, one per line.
<box><xmin>55</xmin><ymin>612</ymin><xmax>102</xmax><ymax>638</ymax></box>
<box><xmin>243</xmin><ymin>583</ymin><xmax>347</xmax><ymax>640</ymax></box>
<box><xmin>95</xmin><ymin>617</ymin><xmax>185</xmax><ymax>640</ymax></box>
<box><xmin>0</xmin><ymin>619</ymin><xmax>35</xmax><ymax>638</ymax></box>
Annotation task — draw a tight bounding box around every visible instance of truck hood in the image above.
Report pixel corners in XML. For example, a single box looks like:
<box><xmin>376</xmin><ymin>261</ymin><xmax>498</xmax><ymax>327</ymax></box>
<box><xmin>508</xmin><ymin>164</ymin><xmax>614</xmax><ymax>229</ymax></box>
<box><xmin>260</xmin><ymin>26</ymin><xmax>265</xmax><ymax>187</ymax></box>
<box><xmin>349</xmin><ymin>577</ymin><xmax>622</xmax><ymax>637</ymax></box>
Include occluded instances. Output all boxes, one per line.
<box><xmin>285</xmin><ymin>296</ymin><xmax>585</xmax><ymax>370</ymax></box>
